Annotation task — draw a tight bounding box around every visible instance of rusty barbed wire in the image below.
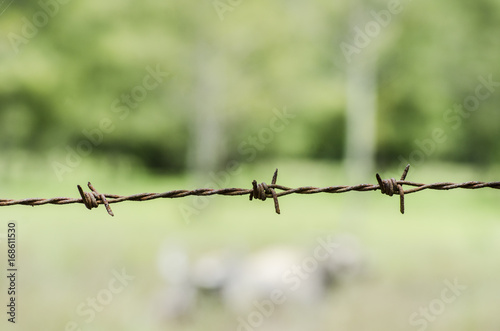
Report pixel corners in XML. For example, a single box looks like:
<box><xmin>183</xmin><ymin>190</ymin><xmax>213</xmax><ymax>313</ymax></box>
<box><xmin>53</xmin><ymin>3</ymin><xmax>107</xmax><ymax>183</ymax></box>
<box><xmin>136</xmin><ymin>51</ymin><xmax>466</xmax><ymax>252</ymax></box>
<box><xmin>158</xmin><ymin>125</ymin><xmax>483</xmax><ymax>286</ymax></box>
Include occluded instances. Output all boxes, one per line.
<box><xmin>1</xmin><ymin>164</ymin><xmax>500</xmax><ymax>216</ymax></box>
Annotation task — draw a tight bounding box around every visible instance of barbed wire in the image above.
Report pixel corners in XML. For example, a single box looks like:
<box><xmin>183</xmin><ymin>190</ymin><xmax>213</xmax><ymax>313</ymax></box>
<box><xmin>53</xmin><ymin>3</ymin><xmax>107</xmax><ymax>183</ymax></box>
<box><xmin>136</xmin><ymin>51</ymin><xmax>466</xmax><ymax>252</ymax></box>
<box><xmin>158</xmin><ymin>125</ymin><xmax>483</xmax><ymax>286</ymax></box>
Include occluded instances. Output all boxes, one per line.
<box><xmin>1</xmin><ymin>164</ymin><xmax>500</xmax><ymax>216</ymax></box>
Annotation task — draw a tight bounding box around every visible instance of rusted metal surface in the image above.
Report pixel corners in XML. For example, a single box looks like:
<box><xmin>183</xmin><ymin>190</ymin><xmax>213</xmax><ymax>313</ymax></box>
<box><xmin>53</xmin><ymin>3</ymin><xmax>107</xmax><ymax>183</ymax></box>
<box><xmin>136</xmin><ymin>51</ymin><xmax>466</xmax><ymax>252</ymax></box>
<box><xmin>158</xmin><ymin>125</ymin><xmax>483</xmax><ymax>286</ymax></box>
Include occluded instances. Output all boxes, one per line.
<box><xmin>250</xmin><ymin>168</ymin><xmax>280</xmax><ymax>214</ymax></box>
<box><xmin>1</xmin><ymin>165</ymin><xmax>500</xmax><ymax>216</ymax></box>
<box><xmin>376</xmin><ymin>164</ymin><xmax>410</xmax><ymax>214</ymax></box>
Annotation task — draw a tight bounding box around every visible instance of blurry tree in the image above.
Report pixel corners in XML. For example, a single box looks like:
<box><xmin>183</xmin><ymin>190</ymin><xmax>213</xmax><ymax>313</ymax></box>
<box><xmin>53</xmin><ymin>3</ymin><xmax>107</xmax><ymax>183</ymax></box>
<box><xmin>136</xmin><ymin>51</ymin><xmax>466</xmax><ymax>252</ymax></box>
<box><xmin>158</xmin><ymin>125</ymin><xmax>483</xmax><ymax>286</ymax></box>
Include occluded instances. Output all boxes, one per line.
<box><xmin>0</xmin><ymin>0</ymin><xmax>499</xmax><ymax>174</ymax></box>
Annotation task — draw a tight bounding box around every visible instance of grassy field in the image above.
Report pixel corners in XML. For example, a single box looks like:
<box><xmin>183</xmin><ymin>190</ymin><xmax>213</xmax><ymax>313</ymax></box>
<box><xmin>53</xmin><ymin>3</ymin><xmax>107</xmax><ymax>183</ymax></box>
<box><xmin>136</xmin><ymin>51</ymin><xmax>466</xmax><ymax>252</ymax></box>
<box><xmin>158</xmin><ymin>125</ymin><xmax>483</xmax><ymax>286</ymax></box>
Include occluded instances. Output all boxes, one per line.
<box><xmin>1</xmin><ymin>158</ymin><xmax>500</xmax><ymax>330</ymax></box>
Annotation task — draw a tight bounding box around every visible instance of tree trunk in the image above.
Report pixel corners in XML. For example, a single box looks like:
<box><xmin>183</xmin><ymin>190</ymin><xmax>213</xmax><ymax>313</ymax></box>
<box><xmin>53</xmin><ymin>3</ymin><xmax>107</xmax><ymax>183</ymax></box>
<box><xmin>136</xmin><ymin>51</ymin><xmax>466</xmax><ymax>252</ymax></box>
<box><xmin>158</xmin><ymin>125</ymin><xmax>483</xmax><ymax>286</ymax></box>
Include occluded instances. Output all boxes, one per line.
<box><xmin>344</xmin><ymin>3</ymin><xmax>377</xmax><ymax>182</ymax></box>
<box><xmin>187</xmin><ymin>42</ymin><xmax>226</xmax><ymax>176</ymax></box>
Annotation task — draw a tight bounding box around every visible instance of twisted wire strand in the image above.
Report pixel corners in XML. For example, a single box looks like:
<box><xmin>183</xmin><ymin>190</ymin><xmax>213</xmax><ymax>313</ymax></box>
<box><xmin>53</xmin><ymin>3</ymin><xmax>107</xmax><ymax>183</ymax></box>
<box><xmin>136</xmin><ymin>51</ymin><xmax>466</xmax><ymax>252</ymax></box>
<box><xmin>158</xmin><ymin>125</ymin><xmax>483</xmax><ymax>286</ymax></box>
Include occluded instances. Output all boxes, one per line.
<box><xmin>1</xmin><ymin>164</ymin><xmax>500</xmax><ymax>216</ymax></box>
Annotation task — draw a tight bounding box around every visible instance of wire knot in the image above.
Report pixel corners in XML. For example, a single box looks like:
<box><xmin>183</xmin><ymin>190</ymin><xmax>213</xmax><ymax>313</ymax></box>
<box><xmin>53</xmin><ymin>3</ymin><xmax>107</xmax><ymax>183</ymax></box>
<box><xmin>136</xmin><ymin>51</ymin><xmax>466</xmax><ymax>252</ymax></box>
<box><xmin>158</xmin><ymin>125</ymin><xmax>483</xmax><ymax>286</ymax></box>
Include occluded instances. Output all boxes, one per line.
<box><xmin>77</xmin><ymin>182</ymin><xmax>114</xmax><ymax>216</ymax></box>
<box><xmin>378</xmin><ymin>177</ymin><xmax>400</xmax><ymax>196</ymax></box>
<box><xmin>376</xmin><ymin>164</ymin><xmax>410</xmax><ymax>214</ymax></box>
<box><xmin>250</xmin><ymin>168</ymin><xmax>281</xmax><ymax>214</ymax></box>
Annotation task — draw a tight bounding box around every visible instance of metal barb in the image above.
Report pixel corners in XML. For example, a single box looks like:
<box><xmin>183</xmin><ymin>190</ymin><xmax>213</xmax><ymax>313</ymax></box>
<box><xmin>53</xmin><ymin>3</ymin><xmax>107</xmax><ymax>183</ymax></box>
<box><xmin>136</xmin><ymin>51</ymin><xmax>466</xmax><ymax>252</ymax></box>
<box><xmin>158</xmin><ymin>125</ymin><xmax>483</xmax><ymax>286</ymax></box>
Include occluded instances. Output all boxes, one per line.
<box><xmin>249</xmin><ymin>168</ymin><xmax>280</xmax><ymax>214</ymax></box>
<box><xmin>77</xmin><ymin>182</ymin><xmax>114</xmax><ymax>217</ymax></box>
<box><xmin>376</xmin><ymin>164</ymin><xmax>410</xmax><ymax>214</ymax></box>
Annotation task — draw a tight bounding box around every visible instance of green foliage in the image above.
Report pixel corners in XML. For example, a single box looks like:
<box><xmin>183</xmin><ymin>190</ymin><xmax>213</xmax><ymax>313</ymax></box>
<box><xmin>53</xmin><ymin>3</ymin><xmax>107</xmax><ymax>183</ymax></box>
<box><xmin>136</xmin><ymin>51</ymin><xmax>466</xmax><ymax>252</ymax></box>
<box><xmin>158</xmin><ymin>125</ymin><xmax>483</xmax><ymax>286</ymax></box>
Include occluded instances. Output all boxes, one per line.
<box><xmin>1</xmin><ymin>0</ymin><xmax>499</xmax><ymax>171</ymax></box>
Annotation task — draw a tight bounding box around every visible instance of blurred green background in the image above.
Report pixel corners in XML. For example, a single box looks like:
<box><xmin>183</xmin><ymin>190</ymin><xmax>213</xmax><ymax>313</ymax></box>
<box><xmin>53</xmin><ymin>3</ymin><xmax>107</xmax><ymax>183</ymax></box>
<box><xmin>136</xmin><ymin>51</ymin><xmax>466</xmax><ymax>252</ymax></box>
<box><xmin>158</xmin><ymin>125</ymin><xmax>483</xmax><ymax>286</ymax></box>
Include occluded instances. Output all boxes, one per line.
<box><xmin>1</xmin><ymin>0</ymin><xmax>500</xmax><ymax>330</ymax></box>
